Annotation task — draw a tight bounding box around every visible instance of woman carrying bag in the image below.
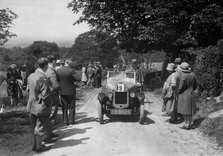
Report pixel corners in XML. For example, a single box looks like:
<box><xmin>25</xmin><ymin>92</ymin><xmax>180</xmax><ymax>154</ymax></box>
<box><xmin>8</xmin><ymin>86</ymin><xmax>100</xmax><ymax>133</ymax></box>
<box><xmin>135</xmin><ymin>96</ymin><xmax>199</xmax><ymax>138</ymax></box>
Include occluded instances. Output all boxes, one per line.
<box><xmin>162</xmin><ymin>63</ymin><xmax>180</xmax><ymax>119</ymax></box>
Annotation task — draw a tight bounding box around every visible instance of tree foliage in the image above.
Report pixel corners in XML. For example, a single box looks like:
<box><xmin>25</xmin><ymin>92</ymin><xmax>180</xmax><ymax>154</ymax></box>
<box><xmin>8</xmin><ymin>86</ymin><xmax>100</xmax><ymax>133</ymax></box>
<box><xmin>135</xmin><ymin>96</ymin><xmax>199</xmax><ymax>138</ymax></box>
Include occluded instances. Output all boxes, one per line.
<box><xmin>69</xmin><ymin>30</ymin><xmax>120</xmax><ymax>66</ymax></box>
<box><xmin>189</xmin><ymin>40</ymin><xmax>223</xmax><ymax>96</ymax></box>
<box><xmin>68</xmin><ymin>0</ymin><xmax>223</xmax><ymax>53</ymax></box>
<box><xmin>0</xmin><ymin>8</ymin><xmax>18</xmax><ymax>46</ymax></box>
<box><xmin>27</xmin><ymin>41</ymin><xmax>60</xmax><ymax>57</ymax></box>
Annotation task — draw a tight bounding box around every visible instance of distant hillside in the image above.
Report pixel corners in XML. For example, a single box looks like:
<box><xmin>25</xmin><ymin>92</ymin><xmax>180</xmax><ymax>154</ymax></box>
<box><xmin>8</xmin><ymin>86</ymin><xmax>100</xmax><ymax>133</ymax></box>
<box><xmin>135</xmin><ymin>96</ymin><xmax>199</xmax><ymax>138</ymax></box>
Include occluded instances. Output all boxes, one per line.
<box><xmin>4</xmin><ymin>40</ymin><xmax>73</xmax><ymax>48</ymax></box>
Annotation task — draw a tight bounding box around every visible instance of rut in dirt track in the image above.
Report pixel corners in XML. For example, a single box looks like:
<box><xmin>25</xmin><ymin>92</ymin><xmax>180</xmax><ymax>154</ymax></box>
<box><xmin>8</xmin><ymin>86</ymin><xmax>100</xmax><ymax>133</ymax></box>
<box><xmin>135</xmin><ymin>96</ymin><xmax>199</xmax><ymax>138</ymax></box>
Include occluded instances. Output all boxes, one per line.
<box><xmin>37</xmin><ymin>87</ymin><xmax>223</xmax><ymax>156</ymax></box>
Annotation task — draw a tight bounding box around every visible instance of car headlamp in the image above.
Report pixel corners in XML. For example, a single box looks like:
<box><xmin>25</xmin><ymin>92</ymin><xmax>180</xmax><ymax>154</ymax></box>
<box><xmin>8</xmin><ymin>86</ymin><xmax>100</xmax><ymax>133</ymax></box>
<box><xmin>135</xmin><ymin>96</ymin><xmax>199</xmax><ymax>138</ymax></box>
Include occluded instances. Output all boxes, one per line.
<box><xmin>98</xmin><ymin>93</ymin><xmax>106</xmax><ymax>102</ymax></box>
<box><xmin>130</xmin><ymin>92</ymin><xmax>136</xmax><ymax>98</ymax></box>
<box><xmin>107</xmin><ymin>92</ymin><xmax>113</xmax><ymax>100</ymax></box>
<box><xmin>137</xmin><ymin>93</ymin><xmax>145</xmax><ymax>101</ymax></box>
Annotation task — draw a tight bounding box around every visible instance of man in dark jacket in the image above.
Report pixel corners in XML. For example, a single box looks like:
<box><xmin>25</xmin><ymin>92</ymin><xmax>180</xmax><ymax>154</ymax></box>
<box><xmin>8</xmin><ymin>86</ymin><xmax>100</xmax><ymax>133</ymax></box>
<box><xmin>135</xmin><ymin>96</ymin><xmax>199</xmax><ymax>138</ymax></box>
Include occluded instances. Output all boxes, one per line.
<box><xmin>57</xmin><ymin>58</ymin><xmax>80</xmax><ymax>125</ymax></box>
<box><xmin>27</xmin><ymin>57</ymin><xmax>51</xmax><ymax>152</ymax></box>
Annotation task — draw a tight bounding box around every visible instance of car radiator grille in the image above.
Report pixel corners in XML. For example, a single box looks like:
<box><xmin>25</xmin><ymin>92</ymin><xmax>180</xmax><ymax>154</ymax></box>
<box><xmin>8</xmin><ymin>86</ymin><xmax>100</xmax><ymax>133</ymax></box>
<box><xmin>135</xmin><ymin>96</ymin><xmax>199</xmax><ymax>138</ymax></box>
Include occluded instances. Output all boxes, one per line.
<box><xmin>115</xmin><ymin>92</ymin><xmax>127</xmax><ymax>104</ymax></box>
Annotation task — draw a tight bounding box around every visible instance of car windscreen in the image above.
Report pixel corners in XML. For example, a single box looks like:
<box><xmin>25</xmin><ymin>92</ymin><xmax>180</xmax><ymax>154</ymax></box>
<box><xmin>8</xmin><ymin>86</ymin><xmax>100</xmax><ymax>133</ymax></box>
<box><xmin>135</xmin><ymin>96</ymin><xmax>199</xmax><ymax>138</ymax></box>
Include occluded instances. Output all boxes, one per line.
<box><xmin>107</xmin><ymin>71</ymin><xmax>136</xmax><ymax>87</ymax></box>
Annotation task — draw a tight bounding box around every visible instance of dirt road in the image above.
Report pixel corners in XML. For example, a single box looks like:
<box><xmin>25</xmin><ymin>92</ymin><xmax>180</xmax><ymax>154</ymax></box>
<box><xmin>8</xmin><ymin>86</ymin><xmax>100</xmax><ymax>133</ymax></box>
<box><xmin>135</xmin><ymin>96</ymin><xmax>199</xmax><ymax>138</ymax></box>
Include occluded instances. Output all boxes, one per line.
<box><xmin>37</xmin><ymin>88</ymin><xmax>223</xmax><ymax>156</ymax></box>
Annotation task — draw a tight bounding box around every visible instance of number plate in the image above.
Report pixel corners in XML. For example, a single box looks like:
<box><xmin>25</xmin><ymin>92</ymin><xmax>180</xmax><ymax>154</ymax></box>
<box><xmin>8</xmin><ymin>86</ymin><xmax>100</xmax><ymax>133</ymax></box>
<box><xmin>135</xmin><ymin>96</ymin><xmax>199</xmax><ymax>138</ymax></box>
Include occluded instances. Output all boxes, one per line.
<box><xmin>110</xmin><ymin>109</ymin><xmax>132</xmax><ymax>115</ymax></box>
<box><xmin>117</xmin><ymin>83</ymin><xmax>125</xmax><ymax>92</ymax></box>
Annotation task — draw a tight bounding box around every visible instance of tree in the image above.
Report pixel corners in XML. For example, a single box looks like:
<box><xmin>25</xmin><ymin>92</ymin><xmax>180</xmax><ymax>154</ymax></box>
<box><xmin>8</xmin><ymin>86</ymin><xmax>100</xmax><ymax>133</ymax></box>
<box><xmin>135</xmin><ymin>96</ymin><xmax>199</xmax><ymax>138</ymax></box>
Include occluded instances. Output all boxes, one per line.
<box><xmin>0</xmin><ymin>8</ymin><xmax>18</xmax><ymax>46</ymax></box>
<box><xmin>68</xmin><ymin>0</ymin><xmax>223</xmax><ymax>54</ymax></box>
<box><xmin>69</xmin><ymin>30</ymin><xmax>120</xmax><ymax>65</ymax></box>
<box><xmin>27</xmin><ymin>41</ymin><xmax>60</xmax><ymax>57</ymax></box>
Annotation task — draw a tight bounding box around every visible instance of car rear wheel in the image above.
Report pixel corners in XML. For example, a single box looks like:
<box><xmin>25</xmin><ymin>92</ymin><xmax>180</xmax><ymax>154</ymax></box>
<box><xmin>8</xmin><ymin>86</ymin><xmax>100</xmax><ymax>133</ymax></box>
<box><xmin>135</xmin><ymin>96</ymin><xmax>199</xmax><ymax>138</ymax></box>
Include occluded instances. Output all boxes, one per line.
<box><xmin>98</xmin><ymin>103</ymin><xmax>104</xmax><ymax>124</ymax></box>
<box><xmin>139</xmin><ymin>103</ymin><xmax>144</xmax><ymax>124</ymax></box>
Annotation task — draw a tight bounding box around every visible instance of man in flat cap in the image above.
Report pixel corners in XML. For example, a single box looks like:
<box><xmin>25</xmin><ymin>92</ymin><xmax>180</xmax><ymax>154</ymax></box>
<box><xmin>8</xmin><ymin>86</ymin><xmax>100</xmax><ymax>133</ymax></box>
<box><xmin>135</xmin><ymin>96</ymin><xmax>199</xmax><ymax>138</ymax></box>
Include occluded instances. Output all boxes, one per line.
<box><xmin>27</xmin><ymin>57</ymin><xmax>52</xmax><ymax>152</ymax></box>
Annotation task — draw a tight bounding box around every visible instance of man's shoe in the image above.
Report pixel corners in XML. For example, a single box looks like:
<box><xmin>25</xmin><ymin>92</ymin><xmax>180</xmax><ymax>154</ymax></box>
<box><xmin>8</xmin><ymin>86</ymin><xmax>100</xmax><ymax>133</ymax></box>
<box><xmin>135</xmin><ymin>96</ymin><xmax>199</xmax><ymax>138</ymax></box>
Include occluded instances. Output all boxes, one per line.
<box><xmin>36</xmin><ymin>145</ymin><xmax>51</xmax><ymax>153</ymax></box>
<box><xmin>50</xmin><ymin>133</ymin><xmax>59</xmax><ymax>138</ymax></box>
<box><xmin>180</xmin><ymin>125</ymin><xmax>190</xmax><ymax>130</ymax></box>
<box><xmin>43</xmin><ymin>137</ymin><xmax>57</xmax><ymax>144</ymax></box>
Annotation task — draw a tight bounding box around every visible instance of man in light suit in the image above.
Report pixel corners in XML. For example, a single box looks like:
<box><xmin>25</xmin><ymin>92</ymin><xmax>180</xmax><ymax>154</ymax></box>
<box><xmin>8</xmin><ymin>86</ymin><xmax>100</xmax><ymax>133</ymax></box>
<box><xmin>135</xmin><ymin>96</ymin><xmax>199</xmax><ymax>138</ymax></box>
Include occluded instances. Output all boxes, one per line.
<box><xmin>57</xmin><ymin>58</ymin><xmax>80</xmax><ymax>125</ymax></box>
<box><xmin>44</xmin><ymin>54</ymin><xmax>60</xmax><ymax>142</ymax></box>
<box><xmin>27</xmin><ymin>57</ymin><xmax>52</xmax><ymax>152</ymax></box>
<box><xmin>45</xmin><ymin>54</ymin><xmax>60</xmax><ymax>125</ymax></box>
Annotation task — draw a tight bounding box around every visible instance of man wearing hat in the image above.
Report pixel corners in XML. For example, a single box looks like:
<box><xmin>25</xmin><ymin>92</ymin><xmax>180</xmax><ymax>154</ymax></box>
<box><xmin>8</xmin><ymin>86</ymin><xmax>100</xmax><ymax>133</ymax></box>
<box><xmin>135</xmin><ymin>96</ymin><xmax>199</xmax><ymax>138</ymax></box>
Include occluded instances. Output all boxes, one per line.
<box><xmin>162</xmin><ymin>63</ymin><xmax>180</xmax><ymax>120</ymax></box>
<box><xmin>177</xmin><ymin>62</ymin><xmax>197</xmax><ymax>130</ymax></box>
<box><xmin>57</xmin><ymin>58</ymin><xmax>80</xmax><ymax>125</ymax></box>
<box><xmin>45</xmin><ymin>54</ymin><xmax>60</xmax><ymax>142</ymax></box>
<box><xmin>27</xmin><ymin>57</ymin><xmax>52</xmax><ymax>152</ymax></box>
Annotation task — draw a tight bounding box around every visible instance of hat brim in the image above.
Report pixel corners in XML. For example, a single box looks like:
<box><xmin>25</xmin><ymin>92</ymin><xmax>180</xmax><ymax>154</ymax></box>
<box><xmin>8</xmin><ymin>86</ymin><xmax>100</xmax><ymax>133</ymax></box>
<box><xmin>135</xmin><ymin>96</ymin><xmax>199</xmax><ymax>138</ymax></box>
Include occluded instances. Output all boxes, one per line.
<box><xmin>166</xmin><ymin>67</ymin><xmax>174</xmax><ymax>71</ymax></box>
<box><xmin>180</xmin><ymin>67</ymin><xmax>191</xmax><ymax>72</ymax></box>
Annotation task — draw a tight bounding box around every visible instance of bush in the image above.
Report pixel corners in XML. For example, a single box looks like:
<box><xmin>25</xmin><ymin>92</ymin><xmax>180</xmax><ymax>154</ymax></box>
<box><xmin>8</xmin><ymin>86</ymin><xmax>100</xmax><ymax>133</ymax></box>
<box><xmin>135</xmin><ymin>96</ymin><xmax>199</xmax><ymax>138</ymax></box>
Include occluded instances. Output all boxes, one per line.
<box><xmin>188</xmin><ymin>44</ymin><xmax>223</xmax><ymax>96</ymax></box>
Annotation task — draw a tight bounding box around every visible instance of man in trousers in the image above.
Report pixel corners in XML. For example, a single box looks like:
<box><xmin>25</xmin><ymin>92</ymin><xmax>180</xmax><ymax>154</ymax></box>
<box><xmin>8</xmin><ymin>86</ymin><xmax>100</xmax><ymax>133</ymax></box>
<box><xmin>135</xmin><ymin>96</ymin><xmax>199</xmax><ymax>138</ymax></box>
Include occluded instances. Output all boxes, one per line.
<box><xmin>57</xmin><ymin>58</ymin><xmax>80</xmax><ymax>126</ymax></box>
<box><xmin>44</xmin><ymin>54</ymin><xmax>60</xmax><ymax>142</ymax></box>
<box><xmin>27</xmin><ymin>57</ymin><xmax>52</xmax><ymax>152</ymax></box>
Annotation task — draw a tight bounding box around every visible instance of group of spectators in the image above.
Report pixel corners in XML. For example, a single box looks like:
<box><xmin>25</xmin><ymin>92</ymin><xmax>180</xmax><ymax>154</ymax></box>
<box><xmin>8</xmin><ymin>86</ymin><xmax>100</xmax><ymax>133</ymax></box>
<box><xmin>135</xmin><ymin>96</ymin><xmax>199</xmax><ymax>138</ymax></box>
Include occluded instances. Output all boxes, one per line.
<box><xmin>5</xmin><ymin>64</ymin><xmax>24</xmax><ymax>106</ymax></box>
<box><xmin>162</xmin><ymin>58</ymin><xmax>197</xmax><ymax>130</ymax></box>
<box><xmin>0</xmin><ymin>47</ymin><xmax>103</xmax><ymax>153</ymax></box>
<box><xmin>81</xmin><ymin>62</ymin><xmax>102</xmax><ymax>88</ymax></box>
<box><xmin>19</xmin><ymin>48</ymin><xmax>81</xmax><ymax>152</ymax></box>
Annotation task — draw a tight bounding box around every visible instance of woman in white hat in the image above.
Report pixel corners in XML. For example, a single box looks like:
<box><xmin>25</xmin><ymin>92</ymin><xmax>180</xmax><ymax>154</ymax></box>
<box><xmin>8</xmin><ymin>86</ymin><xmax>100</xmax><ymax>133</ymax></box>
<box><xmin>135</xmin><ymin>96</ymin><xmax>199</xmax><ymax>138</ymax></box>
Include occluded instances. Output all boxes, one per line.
<box><xmin>162</xmin><ymin>63</ymin><xmax>180</xmax><ymax>118</ymax></box>
<box><xmin>177</xmin><ymin>62</ymin><xmax>197</xmax><ymax>130</ymax></box>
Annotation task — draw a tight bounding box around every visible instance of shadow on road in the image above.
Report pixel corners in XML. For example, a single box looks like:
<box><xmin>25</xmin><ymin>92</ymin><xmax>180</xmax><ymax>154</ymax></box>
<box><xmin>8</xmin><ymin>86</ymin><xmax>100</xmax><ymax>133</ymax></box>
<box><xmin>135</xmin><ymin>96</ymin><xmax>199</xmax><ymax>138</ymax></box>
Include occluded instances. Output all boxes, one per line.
<box><xmin>55</xmin><ymin>127</ymin><xmax>92</xmax><ymax>139</ymax></box>
<box><xmin>52</xmin><ymin>137</ymin><xmax>90</xmax><ymax>150</ymax></box>
<box><xmin>76</xmin><ymin>112</ymin><xmax>98</xmax><ymax>124</ymax></box>
<box><xmin>52</xmin><ymin>124</ymin><xmax>91</xmax><ymax>149</ymax></box>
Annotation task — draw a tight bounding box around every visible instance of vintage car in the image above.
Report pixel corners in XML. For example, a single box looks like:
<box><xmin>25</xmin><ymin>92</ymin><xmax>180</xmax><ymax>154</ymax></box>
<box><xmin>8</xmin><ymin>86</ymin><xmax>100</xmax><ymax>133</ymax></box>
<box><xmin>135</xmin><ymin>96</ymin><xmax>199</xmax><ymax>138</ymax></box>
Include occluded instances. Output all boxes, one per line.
<box><xmin>97</xmin><ymin>70</ymin><xmax>145</xmax><ymax>124</ymax></box>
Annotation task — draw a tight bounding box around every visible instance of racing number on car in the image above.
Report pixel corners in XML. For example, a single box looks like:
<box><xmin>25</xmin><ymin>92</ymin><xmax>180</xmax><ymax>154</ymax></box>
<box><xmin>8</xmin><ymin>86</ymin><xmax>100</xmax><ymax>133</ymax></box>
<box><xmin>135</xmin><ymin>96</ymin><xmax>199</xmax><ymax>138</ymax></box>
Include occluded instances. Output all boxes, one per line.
<box><xmin>117</xmin><ymin>84</ymin><xmax>124</xmax><ymax>92</ymax></box>
<box><xmin>118</xmin><ymin>86</ymin><xmax>122</xmax><ymax>92</ymax></box>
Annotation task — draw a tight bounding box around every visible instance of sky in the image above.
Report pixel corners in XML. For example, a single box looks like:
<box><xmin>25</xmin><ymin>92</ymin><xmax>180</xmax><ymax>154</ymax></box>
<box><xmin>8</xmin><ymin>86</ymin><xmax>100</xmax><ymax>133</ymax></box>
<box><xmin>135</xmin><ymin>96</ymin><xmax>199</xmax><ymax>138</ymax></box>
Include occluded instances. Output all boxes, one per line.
<box><xmin>0</xmin><ymin>0</ymin><xmax>90</xmax><ymax>47</ymax></box>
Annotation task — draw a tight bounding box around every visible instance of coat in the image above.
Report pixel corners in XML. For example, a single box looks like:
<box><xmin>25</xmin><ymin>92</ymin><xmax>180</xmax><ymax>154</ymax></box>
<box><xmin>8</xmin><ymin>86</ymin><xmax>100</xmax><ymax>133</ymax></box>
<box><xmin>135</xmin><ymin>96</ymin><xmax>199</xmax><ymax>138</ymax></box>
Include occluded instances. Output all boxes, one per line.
<box><xmin>177</xmin><ymin>71</ymin><xmax>197</xmax><ymax>115</ymax></box>
<box><xmin>27</xmin><ymin>69</ymin><xmax>52</xmax><ymax>116</ymax></box>
<box><xmin>57</xmin><ymin>66</ymin><xmax>80</xmax><ymax>95</ymax></box>
<box><xmin>45</xmin><ymin>66</ymin><xmax>60</xmax><ymax>105</ymax></box>
<box><xmin>162</xmin><ymin>72</ymin><xmax>180</xmax><ymax>113</ymax></box>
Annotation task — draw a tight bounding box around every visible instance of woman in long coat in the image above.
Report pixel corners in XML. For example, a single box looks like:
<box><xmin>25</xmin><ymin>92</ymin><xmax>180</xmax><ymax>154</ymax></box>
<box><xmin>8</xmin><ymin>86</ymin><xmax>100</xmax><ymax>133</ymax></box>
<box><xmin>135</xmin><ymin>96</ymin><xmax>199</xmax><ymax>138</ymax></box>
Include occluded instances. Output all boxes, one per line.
<box><xmin>162</xmin><ymin>63</ymin><xmax>180</xmax><ymax>116</ymax></box>
<box><xmin>177</xmin><ymin>62</ymin><xmax>197</xmax><ymax>130</ymax></box>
